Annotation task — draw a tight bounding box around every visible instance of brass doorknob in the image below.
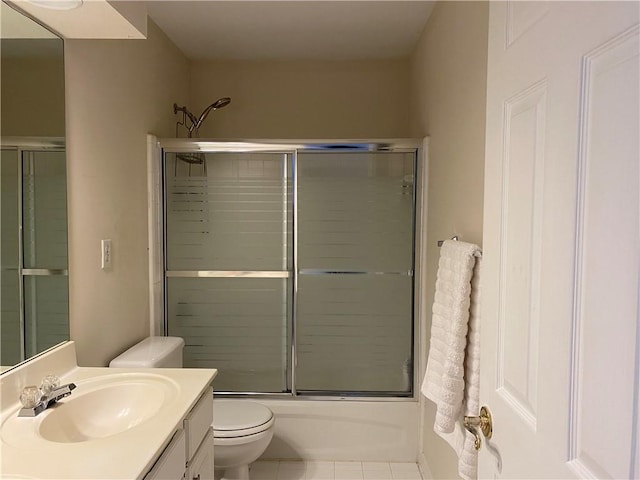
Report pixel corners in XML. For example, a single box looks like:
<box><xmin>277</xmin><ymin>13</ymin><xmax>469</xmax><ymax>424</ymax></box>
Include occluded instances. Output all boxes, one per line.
<box><xmin>463</xmin><ymin>405</ymin><xmax>493</xmax><ymax>450</ymax></box>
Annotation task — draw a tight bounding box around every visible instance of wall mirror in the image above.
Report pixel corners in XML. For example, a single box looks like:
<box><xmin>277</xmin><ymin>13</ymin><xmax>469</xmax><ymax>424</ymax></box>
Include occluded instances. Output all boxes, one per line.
<box><xmin>1</xmin><ymin>0</ymin><xmax>68</xmax><ymax>370</ymax></box>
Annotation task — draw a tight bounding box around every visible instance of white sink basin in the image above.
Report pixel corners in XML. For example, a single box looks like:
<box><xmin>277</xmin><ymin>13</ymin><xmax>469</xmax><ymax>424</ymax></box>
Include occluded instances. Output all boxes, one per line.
<box><xmin>2</xmin><ymin>373</ymin><xmax>180</xmax><ymax>446</ymax></box>
<box><xmin>0</xmin><ymin>342</ymin><xmax>217</xmax><ymax>480</ymax></box>
<box><xmin>39</xmin><ymin>376</ymin><xmax>178</xmax><ymax>443</ymax></box>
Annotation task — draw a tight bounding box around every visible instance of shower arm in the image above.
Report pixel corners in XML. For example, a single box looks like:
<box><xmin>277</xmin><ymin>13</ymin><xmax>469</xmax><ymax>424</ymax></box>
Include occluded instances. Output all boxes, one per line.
<box><xmin>195</xmin><ymin>103</ymin><xmax>217</xmax><ymax>130</ymax></box>
<box><xmin>173</xmin><ymin>103</ymin><xmax>198</xmax><ymax>137</ymax></box>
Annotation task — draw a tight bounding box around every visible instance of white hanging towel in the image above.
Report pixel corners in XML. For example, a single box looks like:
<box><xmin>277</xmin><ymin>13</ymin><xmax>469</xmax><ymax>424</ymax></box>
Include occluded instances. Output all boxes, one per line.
<box><xmin>421</xmin><ymin>239</ymin><xmax>482</xmax><ymax>480</ymax></box>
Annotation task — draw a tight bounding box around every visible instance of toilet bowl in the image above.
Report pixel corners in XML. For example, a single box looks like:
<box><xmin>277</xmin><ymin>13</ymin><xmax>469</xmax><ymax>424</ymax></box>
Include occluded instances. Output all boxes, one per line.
<box><xmin>109</xmin><ymin>337</ymin><xmax>275</xmax><ymax>480</ymax></box>
<box><xmin>213</xmin><ymin>400</ymin><xmax>275</xmax><ymax>480</ymax></box>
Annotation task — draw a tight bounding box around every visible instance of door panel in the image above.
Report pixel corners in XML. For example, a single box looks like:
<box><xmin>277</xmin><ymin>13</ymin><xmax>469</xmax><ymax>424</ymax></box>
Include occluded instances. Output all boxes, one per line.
<box><xmin>497</xmin><ymin>80</ymin><xmax>546</xmax><ymax>429</ymax></box>
<box><xmin>481</xmin><ymin>2</ymin><xmax>639</xmax><ymax>478</ymax></box>
<box><xmin>569</xmin><ymin>26</ymin><xmax>639</xmax><ymax>479</ymax></box>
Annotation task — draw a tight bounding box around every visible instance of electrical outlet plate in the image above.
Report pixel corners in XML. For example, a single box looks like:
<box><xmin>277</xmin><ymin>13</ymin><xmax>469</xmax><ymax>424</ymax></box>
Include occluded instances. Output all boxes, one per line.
<box><xmin>101</xmin><ymin>239</ymin><xmax>112</xmax><ymax>269</ymax></box>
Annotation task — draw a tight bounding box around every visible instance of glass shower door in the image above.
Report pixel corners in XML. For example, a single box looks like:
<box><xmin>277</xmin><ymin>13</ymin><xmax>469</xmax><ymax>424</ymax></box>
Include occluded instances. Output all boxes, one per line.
<box><xmin>1</xmin><ymin>147</ymin><xmax>69</xmax><ymax>364</ymax></box>
<box><xmin>1</xmin><ymin>149</ymin><xmax>21</xmax><ymax>365</ymax></box>
<box><xmin>162</xmin><ymin>143</ymin><xmax>418</xmax><ymax>397</ymax></box>
<box><xmin>21</xmin><ymin>150</ymin><xmax>69</xmax><ymax>358</ymax></box>
<box><xmin>164</xmin><ymin>151</ymin><xmax>293</xmax><ymax>393</ymax></box>
<box><xmin>295</xmin><ymin>151</ymin><xmax>416</xmax><ymax>395</ymax></box>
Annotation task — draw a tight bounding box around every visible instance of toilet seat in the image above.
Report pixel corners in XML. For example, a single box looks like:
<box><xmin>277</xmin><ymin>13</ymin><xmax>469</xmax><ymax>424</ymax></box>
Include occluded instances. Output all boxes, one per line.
<box><xmin>213</xmin><ymin>400</ymin><xmax>275</xmax><ymax>438</ymax></box>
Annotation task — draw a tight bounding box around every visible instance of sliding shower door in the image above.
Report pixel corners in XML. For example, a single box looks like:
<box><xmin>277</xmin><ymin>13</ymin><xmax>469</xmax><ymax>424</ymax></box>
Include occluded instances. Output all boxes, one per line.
<box><xmin>164</xmin><ymin>152</ymin><xmax>293</xmax><ymax>393</ymax></box>
<box><xmin>163</xmin><ymin>142</ymin><xmax>417</xmax><ymax>397</ymax></box>
<box><xmin>22</xmin><ymin>150</ymin><xmax>69</xmax><ymax>357</ymax></box>
<box><xmin>1</xmin><ymin>146</ymin><xmax>69</xmax><ymax>365</ymax></box>
<box><xmin>296</xmin><ymin>152</ymin><xmax>415</xmax><ymax>395</ymax></box>
<box><xmin>1</xmin><ymin>149</ymin><xmax>21</xmax><ymax>365</ymax></box>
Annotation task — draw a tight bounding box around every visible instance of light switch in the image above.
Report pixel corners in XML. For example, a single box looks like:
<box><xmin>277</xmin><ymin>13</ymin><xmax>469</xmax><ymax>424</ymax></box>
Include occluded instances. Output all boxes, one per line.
<box><xmin>101</xmin><ymin>239</ymin><xmax>112</xmax><ymax>269</ymax></box>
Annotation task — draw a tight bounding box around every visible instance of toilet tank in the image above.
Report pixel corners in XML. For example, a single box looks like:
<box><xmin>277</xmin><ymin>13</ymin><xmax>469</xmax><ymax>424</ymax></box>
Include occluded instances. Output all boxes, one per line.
<box><xmin>109</xmin><ymin>336</ymin><xmax>184</xmax><ymax>368</ymax></box>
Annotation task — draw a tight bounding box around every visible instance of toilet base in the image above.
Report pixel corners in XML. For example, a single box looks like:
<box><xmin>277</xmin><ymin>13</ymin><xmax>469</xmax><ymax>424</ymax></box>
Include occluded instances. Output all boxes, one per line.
<box><xmin>217</xmin><ymin>464</ymin><xmax>249</xmax><ymax>480</ymax></box>
<box><xmin>213</xmin><ymin>425</ymin><xmax>274</xmax><ymax>480</ymax></box>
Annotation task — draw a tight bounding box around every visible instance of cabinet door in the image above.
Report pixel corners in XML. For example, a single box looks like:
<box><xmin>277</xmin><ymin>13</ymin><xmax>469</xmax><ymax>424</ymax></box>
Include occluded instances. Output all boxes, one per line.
<box><xmin>186</xmin><ymin>428</ymin><xmax>214</xmax><ymax>480</ymax></box>
<box><xmin>144</xmin><ymin>430</ymin><xmax>186</xmax><ymax>480</ymax></box>
<box><xmin>184</xmin><ymin>387</ymin><xmax>213</xmax><ymax>460</ymax></box>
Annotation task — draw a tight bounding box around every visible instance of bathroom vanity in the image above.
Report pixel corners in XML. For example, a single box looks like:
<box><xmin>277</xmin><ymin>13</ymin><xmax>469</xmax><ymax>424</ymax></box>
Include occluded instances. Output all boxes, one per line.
<box><xmin>145</xmin><ymin>386</ymin><xmax>214</xmax><ymax>480</ymax></box>
<box><xmin>0</xmin><ymin>342</ymin><xmax>217</xmax><ymax>479</ymax></box>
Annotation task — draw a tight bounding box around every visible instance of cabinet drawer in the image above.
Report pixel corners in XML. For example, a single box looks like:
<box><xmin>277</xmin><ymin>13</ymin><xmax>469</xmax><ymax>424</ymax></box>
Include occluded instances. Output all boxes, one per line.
<box><xmin>144</xmin><ymin>429</ymin><xmax>186</xmax><ymax>480</ymax></box>
<box><xmin>184</xmin><ymin>387</ymin><xmax>213</xmax><ymax>460</ymax></box>
<box><xmin>186</xmin><ymin>427</ymin><xmax>214</xmax><ymax>480</ymax></box>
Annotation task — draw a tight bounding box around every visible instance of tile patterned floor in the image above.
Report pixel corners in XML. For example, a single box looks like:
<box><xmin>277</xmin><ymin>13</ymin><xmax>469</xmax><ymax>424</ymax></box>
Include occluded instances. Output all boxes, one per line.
<box><xmin>248</xmin><ymin>461</ymin><xmax>424</xmax><ymax>480</ymax></box>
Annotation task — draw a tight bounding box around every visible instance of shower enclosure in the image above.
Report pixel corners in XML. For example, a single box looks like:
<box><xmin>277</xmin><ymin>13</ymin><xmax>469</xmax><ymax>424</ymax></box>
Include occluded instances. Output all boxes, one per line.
<box><xmin>160</xmin><ymin>140</ymin><xmax>419</xmax><ymax>397</ymax></box>
<box><xmin>1</xmin><ymin>140</ymin><xmax>69</xmax><ymax>365</ymax></box>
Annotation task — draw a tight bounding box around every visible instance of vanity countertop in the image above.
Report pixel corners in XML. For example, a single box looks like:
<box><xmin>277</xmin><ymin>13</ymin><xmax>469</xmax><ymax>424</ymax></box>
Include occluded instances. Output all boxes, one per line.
<box><xmin>0</xmin><ymin>342</ymin><xmax>216</xmax><ymax>479</ymax></box>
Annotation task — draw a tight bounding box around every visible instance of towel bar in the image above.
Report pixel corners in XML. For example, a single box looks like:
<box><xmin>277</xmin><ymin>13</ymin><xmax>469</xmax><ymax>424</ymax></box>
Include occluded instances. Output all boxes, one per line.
<box><xmin>437</xmin><ymin>235</ymin><xmax>459</xmax><ymax>247</ymax></box>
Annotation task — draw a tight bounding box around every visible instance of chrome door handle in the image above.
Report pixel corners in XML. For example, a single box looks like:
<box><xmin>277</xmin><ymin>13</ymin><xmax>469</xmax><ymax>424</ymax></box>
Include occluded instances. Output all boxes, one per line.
<box><xmin>463</xmin><ymin>405</ymin><xmax>493</xmax><ymax>450</ymax></box>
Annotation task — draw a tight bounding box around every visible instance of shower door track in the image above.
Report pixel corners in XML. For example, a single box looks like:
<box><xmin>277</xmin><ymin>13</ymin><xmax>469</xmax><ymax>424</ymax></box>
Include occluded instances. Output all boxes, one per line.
<box><xmin>159</xmin><ymin>138</ymin><xmax>421</xmax><ymax>400</ymax></box>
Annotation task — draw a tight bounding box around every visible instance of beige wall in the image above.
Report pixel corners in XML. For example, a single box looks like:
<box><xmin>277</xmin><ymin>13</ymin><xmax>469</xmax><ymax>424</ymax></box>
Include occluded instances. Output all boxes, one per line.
<box><xmin>409</xmin><ymin>2</ymin><xmax>489</xmax><ymax>478</ymax></box>
<box><xmin>190</xmin><ymin>59</ymin><xmax>410</xmax><ymax>138</ymax></box>
<box><xmin>64</xmin><ymin>21</ymin><xmax>189</xmax><ymax>366</ymax></box>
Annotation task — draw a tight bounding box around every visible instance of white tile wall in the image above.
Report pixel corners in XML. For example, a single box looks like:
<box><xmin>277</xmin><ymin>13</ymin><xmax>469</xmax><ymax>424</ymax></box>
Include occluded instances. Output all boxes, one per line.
<box><xmin>248</xmin><ymin>461</ymin><xmax>423</xmax><ymax>480</ymax></box>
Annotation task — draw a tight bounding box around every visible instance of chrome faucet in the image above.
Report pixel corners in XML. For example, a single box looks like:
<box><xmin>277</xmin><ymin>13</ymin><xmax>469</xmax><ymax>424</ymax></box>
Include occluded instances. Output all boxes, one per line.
<box><xmin>18</xmin><ymin>376</ymin><xmax>76</xmax><ymax>417</ymax></box>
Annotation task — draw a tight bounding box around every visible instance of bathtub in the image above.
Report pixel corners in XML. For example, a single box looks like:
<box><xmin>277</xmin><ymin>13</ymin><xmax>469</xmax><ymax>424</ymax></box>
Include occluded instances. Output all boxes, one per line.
<box><xmin>243</xmin><ymin>399</ymin><xmax>420</xmax><ymax>462</ymax></box>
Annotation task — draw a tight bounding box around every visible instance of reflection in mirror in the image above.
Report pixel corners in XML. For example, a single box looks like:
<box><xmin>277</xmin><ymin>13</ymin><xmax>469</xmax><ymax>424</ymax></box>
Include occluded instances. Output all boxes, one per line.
<box><xmin>1</xmin><ymin>1</ymin><xmax>68</xmax><ymax>368</ymax></box>
<box><xmin>0</xmin><ymin>340</ymin><xmax>67</xmax><ymax>375</ymax></box>
<box><xmin>1</xmin><ymin>1</ymin><xmax>64</xmax><ymax>137</ymax></box>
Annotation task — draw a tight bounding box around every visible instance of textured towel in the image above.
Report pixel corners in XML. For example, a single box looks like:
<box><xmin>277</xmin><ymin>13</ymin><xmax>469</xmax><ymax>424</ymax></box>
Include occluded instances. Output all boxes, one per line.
<box><xmin>421</xmin><ymin>240</ymin><xmax>482</xmax><ymax>480</ymax></box>
<box><xmin>458</xmin><ymin>258</ymin><xmax>482</xmax><ymax>479</ymax></box>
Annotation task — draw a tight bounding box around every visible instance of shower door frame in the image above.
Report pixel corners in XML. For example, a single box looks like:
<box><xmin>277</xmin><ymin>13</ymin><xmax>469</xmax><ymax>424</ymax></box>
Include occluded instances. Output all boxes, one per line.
<box><xmin>157</xmin><ymin>138</ymin><xmax>424</xmax><ymax>400</ymax></box>
<box><xmin>1</xmin><ymin>137</ymin><xmax>68</xmax><ymax>363</ymax></box>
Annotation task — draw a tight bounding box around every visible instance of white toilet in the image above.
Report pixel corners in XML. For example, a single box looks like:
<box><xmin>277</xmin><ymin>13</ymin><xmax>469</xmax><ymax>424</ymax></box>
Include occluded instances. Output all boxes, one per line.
<box><xmin>213</xmin><ymin>400</ymin><xmax>275</xmax><ymax>480</ymax></box>
<box><xmin>109</xmin><ymin>336</ymin><xmax>185</xmax><ymax>368</ymax></box>
<box><xmin>110</xmin><ymin>336</ymin><xmax>275</xmax><ymax>480</ymax></box>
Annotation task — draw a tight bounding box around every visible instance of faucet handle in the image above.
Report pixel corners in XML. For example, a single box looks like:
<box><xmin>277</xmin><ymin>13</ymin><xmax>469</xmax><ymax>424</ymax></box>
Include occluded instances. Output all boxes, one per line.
<box><xmin>19</xmin><ymin>386</ymin><xmax>42</xmax><ymax>409</ymax></box>
<box><xmin>40</xmin><ymin>374</ymin><xmax>60</xmax><ymax>395</ymax></box>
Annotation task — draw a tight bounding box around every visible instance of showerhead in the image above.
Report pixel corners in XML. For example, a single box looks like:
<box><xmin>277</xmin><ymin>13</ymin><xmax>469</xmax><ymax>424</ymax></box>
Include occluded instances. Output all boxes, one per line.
<box><xmin>196</xmin><ymin>97</ymin><xmax>232</xmax><ymax>127</ymax></box>
<box><xmin>212</xmin><ymin>97</ymin><xmax>231</xmax><ymax>110</ymax></box>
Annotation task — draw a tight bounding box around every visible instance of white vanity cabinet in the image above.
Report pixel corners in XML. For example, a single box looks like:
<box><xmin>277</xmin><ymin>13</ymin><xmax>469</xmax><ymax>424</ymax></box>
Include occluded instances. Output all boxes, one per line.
<box><xmin>144</xmin><ymin>430</ymin><xmax>187</xmax><ymax>479</ymax></box>
<box><xmin>184</xmin><ymin>388</ymin><xmax>214</xmax><ymax>480</ymax></box>
<box><xmin>145</xmin><ymin>387</ymin><xmax>214</xmax><ymax>480</ymax></box>
<box><xmin>186</xmin><ymin>428</ymin><xmax>214</xmax><ymax>480</ymax></box>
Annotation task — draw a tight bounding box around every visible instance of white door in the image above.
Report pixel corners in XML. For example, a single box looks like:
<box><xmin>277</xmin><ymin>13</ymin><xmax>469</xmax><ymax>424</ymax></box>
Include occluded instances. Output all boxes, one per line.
<box><xmin>480</xmin><ymin>2</ymin><xmax>639</xmax><ymax>478</ymax></box>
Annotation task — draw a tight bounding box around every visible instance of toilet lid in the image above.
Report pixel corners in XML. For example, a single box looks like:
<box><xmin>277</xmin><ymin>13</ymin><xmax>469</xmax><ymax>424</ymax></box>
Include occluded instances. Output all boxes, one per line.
<box><xmin>213</xmin><ymin>400</ymin><xmax>274</xmax><ymax>438</ymax></box>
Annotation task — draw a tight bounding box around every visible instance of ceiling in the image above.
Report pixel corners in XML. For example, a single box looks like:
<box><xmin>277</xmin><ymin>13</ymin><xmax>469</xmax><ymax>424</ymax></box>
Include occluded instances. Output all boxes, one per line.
<box><xmin>1</xmin><ymin>1</ymin><xmax>57</xmax><ymax>38</ymax></box>
<box><xmin>1</xmin><ymin>1</ymin><xmax>63</xmax><ymax>59</ymax></box>
<box><xmin>146</xmin><ymin>1</ymin><xmax>436</xmax><ymax>61</ymax></box>
<box><xmin>4</xmin><ymin>0</ymin><xmax>147</xmax><ymax>39</ymax></box>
